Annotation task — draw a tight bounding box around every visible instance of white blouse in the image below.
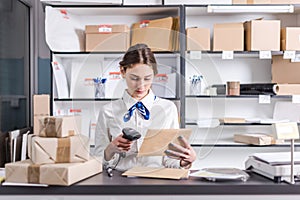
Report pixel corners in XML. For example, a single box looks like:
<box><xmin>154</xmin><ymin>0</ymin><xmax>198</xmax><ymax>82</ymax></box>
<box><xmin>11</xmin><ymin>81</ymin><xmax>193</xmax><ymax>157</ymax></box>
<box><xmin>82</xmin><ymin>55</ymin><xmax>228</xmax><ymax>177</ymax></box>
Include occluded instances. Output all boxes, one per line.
<box><xmin>94</xmin><ymin>89</ymin><xmax>180</xmax><ymax>171</ymax></box>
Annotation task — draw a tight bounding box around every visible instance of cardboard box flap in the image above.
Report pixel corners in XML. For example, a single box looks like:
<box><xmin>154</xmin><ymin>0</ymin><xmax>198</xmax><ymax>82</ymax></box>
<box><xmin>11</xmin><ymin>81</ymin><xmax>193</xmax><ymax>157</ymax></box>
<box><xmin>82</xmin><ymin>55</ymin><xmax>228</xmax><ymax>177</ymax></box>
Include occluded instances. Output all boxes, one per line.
<box><xmin>122</xmin><ymin>166</ymin><xmax>189</xmax><ymax>180</ymax></box>
<box><xmin>138</xmin><ymin>129</ymin><xmax>192</xmax><ymax>157</ymax></box>
<box><xmin>85</xmin><ymin>24</ymin><xmax>129</xmax><ymax>34</ymax></box>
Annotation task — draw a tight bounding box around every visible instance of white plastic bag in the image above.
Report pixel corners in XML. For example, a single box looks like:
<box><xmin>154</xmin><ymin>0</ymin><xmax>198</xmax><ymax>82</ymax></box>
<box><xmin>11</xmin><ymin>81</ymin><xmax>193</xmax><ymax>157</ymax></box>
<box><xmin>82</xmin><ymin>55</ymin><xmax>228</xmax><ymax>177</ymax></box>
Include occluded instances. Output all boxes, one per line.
<box><xmin>45</xmin><ymin>6</ymin><xmax>85</xmax><ymax>52</ymax></box>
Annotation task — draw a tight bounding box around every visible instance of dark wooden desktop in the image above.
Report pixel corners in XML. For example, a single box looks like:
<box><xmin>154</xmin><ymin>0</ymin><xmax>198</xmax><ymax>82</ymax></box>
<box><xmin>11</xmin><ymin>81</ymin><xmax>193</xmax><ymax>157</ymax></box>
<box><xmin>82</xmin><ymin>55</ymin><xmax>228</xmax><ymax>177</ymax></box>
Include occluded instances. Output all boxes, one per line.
<box><xmin>1</xmin><ymin>170</ymin><xmax>300</xmax><ymax>196</ymax></box>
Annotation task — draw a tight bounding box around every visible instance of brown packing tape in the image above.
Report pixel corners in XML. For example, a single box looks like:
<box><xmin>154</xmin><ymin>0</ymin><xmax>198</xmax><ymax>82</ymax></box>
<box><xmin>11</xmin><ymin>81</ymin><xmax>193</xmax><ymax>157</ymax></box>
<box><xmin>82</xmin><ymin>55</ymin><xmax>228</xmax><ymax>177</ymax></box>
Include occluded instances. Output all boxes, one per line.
<box><xmin>39</xmin><ymin>116</ymin><xmax>75</xmax><ymax>137</ymax></box>
<box><xmin>56</xmin><ymin>137</ymin><xmax>71</xmax><ymax>163</ymax></box>
<box><xmin>44</xmin><ymin>117</ymin><xmax>62</xmax><ymax>137</ymax></box>
<box><xmin>28</xmin><ymin>164</ymin><xmax>40</xmax><ymax>183</ymax></box>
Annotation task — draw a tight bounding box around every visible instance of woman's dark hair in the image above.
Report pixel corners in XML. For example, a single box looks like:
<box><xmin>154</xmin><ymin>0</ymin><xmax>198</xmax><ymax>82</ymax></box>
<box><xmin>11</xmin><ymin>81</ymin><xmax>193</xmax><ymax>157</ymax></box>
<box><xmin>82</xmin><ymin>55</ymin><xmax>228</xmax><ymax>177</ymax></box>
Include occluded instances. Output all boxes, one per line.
<box><xmin>119</xmin><ymin>43</ymin><xmax>158</xmax><ymax>75</ymax></box>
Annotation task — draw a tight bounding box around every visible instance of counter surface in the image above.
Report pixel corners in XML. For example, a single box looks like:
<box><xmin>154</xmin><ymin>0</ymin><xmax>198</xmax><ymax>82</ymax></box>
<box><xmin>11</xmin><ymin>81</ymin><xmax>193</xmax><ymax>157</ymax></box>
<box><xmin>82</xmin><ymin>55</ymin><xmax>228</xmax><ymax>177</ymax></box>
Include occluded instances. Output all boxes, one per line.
<box><xmin>1</xmin><ymin>170</ymin><xmax>300</xmax><ymax>195</ymax></box>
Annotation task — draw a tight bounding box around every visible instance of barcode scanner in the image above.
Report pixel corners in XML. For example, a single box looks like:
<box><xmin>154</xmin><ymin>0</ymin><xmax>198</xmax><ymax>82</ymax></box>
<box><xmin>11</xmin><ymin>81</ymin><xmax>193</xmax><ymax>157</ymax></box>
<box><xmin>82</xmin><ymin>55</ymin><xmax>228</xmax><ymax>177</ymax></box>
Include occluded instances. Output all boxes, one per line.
<box><xmin>105</xmin><ymin>128</ymin><xmax>141</xmax><ymax>177</ymax></box>
<box><xmin>122</xmin><ymin>127</ymin><xmax>141</xmax><ymax>141</ymax></box>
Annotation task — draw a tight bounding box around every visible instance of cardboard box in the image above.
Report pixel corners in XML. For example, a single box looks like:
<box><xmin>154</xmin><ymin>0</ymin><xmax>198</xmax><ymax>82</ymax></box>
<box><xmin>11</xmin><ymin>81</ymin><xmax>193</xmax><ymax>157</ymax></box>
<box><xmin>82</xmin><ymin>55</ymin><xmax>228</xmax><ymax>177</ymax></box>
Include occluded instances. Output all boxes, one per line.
<box><xmin>234</xmin><ymin>133</ymin><xmax>284</xmax><ymax>145</ymax></box>
<box><xmin>34</xmin><ymin>115</ymin><xmax>81</xmax><ymax>138</ymax></box>
<box><xmin>29</xmin><ymin>135</ymin><xmax>90</xmax><ymax>164</ymax></box>
<box><xmin>244</xmin><ymin>19</ymin><xmax>280</xmax><ymax>51</ymax></box>
<box><xmin>131</xmin><ymin>17</ymin><xmax>179</xmax><ymax>52</ymax></box>
<box><xmin>272</xmin><ymin>55</ymin><xmax>300</xmax><ymax>84</ymax></box>
<box><xmin>5</xmin><ymin>158</ymin><xmax>102</xmax><ymax>186</ymax></box>
<box><xmin>85</xmin><ymin>24</ymin><xmax>129</xmax><ymax>52</ymax></box>
<box><xmin>213</xmin><ymin>23</ymin><xmax>244</xmax><ymax>51</ymax></box>
<box><xmin>186</xmin><ymin>27</ymin><xmax>210</xmax><ymax>51</ymax></box>
<box><xmin>281</xmin><ymin>27</ymin><xmax>300</xmax><ymax>51</ymax></box>
<box><xmin>33</xmin><ymin>94</ymin><xmax>50</xmax><ymax>116</ymax></box>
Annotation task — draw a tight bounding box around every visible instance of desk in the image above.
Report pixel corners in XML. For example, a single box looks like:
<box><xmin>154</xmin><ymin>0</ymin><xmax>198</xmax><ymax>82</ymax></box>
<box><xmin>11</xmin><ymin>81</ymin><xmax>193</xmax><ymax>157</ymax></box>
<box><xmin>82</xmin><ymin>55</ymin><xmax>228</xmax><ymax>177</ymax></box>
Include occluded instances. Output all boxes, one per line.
<box><xmin>0</xmin><ymin>170</ymin><xmax>300</xmax><ymax>196</ymax></box>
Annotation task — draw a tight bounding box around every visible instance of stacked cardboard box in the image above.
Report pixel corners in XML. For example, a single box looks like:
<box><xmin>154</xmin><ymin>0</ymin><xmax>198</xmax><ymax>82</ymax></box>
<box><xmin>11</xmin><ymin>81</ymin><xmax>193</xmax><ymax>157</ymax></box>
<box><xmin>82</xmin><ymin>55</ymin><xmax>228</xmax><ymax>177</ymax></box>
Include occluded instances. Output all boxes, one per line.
<box><xmin>272</xmin><ymin>55</ymin><xmax>300</xmax><ymax>95</ymax></box>
<box><xmin>272</xmin><ymin>56</ymin><xmax>300</xmax><ymax>95</ymax></box>
<box><xmin>186</xmin><ymin>27</ymin><xmax>210</xmax><ymax>51</ymax></box>
<box><xmin>281</xmin><ymin>27</ymin><xmax>300</xmax><ymax>51</ymax></box>
<box><xmin>213</xmin><ymin>22</ymin><xmax>244</xmax><ymax>51</ymax></box>
<box><xmin>33</xmin><ymin>95</ymin><xmax>50</xmax><ymax>135</ymax></box>
<box><xmin>85</xmin><ymin>24</ymin><xmax>130</xmax><ymax>52</ymax></box>
<box><xmin>131</xmin><ymin>17</ymin><xmax>179</xmax><ymax>52</ymax></box>
<box><xmin>244</xmin><ymin>19</ymin><xmax>280</xmax><ymax>51</ymax></box>
<box><xmin>5</xmin><ymin>94</ymin><xmax>102</xmax><ymax>186</ymax></box>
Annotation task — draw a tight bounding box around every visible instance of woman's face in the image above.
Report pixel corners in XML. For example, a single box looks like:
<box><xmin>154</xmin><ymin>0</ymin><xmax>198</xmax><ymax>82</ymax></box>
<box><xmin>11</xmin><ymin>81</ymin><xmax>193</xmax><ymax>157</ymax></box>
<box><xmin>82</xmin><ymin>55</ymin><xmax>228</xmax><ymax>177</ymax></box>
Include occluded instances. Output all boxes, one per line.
<box><xmin>121</xmin><ymin>63</ymin><xmax>154</xmax><ymax>100</ymax></box>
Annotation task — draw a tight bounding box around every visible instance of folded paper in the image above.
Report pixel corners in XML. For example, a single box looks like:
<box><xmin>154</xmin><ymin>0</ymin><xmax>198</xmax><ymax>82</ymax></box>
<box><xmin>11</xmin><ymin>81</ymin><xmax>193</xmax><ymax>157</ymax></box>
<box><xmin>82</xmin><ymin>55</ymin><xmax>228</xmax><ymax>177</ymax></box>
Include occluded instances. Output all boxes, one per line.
<box><xmin>138</xmin><ymin>129</ymin><xmax>192</xmax><ymax>157</ymax></box>
<box><xmin>35</xmin><ymin>115</ymin><xmax>81</xmax><ymax>138</ymax></box>
<box><xmin>5</xmin><ymin>158</ymin><xmax>102</xmax><ymax>186</ymax></box>
<box><xmin>122</xmin><ymin>166</ymin><xmax>189</xmax><ymax>180</ymax></box>
<box><xmin>29</xmin><ymin>135</ymin><xmax>90</xmax><ymax>164</ymax></box>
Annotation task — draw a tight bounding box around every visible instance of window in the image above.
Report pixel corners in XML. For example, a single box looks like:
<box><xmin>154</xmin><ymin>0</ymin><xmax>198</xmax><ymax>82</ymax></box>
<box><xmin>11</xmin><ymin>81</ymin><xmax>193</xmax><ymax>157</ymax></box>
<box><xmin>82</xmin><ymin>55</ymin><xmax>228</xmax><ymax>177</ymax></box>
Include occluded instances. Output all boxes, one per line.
<box><xmin>0</xmin><ymin>0</ymin><xmax>30</xmax><ymax>132</ymax></box>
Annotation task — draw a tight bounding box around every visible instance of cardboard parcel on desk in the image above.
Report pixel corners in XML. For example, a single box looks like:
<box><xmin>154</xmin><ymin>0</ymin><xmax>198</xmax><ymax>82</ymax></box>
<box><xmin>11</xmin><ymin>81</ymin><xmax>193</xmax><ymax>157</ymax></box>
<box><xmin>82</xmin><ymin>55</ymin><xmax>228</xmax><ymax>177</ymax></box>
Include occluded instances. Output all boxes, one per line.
<box><xmin>137</xmin><ymin>129</ymin><xmax>192</xmax><ymax>157</ymax></box>
<box><xmin>5</xmin><ymin>158</ymin><xmax>102</xmax><ymax>186</ymax></box>
<box><xmin>131</xmin><ymin>16</ymin><xmax>179</xmax><ymax>52</ymax></box>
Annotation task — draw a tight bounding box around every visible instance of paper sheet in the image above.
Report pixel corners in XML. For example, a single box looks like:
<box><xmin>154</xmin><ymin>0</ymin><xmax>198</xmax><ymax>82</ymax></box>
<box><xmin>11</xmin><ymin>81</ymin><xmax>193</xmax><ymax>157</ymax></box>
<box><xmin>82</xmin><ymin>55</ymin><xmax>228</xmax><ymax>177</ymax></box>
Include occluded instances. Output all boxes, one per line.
<box><xmin>122</xmin><ymin>166</ymin><xmax>189</xmax><ymax>180</ymax></box>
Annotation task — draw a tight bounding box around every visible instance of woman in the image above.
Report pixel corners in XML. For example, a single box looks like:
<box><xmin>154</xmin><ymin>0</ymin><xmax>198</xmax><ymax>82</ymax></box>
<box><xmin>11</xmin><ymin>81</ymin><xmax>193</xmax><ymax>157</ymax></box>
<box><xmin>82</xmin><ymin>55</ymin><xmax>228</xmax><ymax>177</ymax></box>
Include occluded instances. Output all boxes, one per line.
<box><xmin>95</xmin><ymin>43</ymin><xmax>196</xmax><ymax>172</ymax></box>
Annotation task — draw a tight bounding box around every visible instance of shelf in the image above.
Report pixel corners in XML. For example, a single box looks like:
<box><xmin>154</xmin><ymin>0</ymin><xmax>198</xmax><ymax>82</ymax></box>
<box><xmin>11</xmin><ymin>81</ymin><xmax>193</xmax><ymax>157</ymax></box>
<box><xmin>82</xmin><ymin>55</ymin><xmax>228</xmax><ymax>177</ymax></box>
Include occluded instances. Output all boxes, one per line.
<box><xmin>186</xmin><ymin>5</ymin><xmax>295</xmax><ymax>15</ymax></box>
<box><xmin>191</xmin><ymin>143</ymin><xmax>298</xmax><ymax>147</ymax></box>
<box><xmin>186</xmin><ymin>95</ymin><xmax>258</xmax><ymax>98</ymax></box>
<box><xmin>54</xmin><ymin>97</ymin><xmax>180</xmax><ymax>101</ymax></box>
<box><xmin>185</xmin><ymin>95</ymin><xmax>292</xmax><ymax>99</ymax></box>
<box><xmin>186</xmin><ymin>51</ymin><xmax>288</xmax><ymax>59</ymax></box>
<box><xmin>185</xmin><ymin>122</ymin><xmax>272</xmax><ymax>126</ymax></box>
<box><xmin>190</xmin><ymin>138</ymin><xmax>300</xmax><ymax>147</ymax></box>
<box><xmin>54</xmin><ymin>98</ymin><xmax>118</xmax><ymax>101</ymax></box>
<box><xmin>53</xmin><ymin>51</ymin><xmax>180</xmax><ymax>58</ymax></box>
<box><xmin>45</xmin><ymin>6</ymin><xmax>179</xmax><ymax>16</ymax></box>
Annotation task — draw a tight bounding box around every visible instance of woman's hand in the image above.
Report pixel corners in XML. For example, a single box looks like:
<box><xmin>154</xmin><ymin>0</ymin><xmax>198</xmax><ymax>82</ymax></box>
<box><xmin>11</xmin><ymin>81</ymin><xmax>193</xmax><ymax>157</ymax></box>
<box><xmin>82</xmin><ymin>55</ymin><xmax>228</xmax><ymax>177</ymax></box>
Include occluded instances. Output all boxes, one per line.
<box><xmin>104</xmin><ymin>134</ymin><xmax>133</xmax><ymax>161</ymax></box>
<box><xmin>165</xmin><ymin>136</ymin><xmax>196</xmax><ymax>169</ymax></box>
